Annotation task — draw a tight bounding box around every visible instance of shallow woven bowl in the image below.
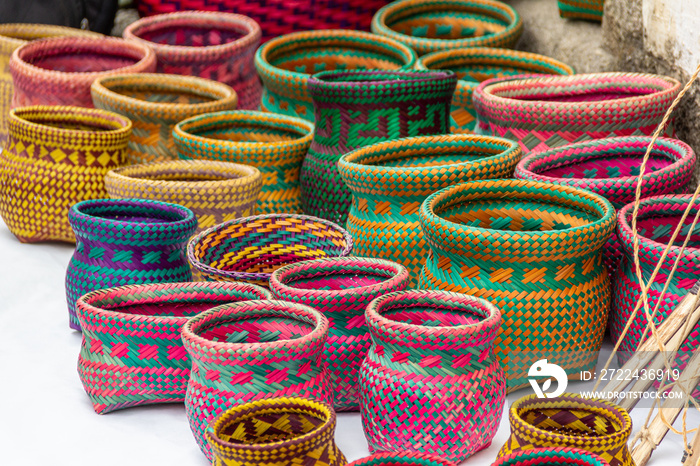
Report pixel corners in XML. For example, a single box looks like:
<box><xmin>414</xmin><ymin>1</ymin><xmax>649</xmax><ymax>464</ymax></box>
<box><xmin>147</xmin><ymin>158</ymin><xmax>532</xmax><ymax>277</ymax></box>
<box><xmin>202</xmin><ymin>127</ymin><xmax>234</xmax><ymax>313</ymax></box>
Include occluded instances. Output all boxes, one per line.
<box><xmin>124</xmin><ymin>11</ymin><xmax>262</xmax><ymax>110</ymax></box>
<box><xmin>254</xmin><ymin>29</ymin><xmax>417</xmax><ymax>121</ymax></box>
<box><xmin>371</xmin><ymin>0</ymin><xmax>523</xmax><ymax>55</ymax></box>
<box><xmin>105</xmin><ymin>159</ymin><xmax>262</xmax><ymax>233</ymax></box>
<box><xmin>187</xmin><ymin>213</ymin><xmax>353</xmax><ymax>287</ymax></box>
<box><xmin>417</xmin><ymin>47</ymin><xmax>574</xmax><ymax>133</ymax></box>
<box><xmin>173</xmin><ymin>110</ymin><xmax>314</xmax><ymax>214</ymax></box>
<box><xmin>10</xmin><ymin>36</ymin><xmax>155</xmax><ymax>108</ymax></box>
<box><xmin>92</xmin><ymin>74</ymin><xmax>238</xmax><ymax>164</ymax></box>
<box><xmin>347</xmin><ymin>452</ymin><xmax>457</xmax><ymax>466</ymax></box>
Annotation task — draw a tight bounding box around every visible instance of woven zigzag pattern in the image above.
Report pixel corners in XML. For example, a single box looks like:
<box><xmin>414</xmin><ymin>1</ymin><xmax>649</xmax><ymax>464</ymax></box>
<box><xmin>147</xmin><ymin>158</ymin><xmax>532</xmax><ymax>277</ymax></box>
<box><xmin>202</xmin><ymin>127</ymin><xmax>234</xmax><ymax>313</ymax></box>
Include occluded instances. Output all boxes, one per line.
<box><xmin>347</xmin><ymin>452</ymin><xmax>457</xmax><ymax>466</ymax></box>
<box><xmin>494</xmin><ymin>447</ymin><xmax>611</xmax><ymax>466</ymax></box>
<box><xmin>499</xmin><ymin>394</ymin><xmax>633</xmax><ymax>466</ymax></box>
<box><xmin>76</xmin><ymin>282</ymin><xmax>271</xmax><ymax>414</ymax></box>
<box><xmin>182</xmin><ymin>300</ymin><xmax>334</xmax><ymax>460</ymax></box>
<box><xmin>558</xmin><ymin>0</ymin><xmax>605</xmax><ymax>21</ymax></box>
<box><xmin>269</xmin><ymin>257</ymin><xmax>410</xmax><ymax>411</ymax></box>
<box><xmin>360</xmin><ymin>290</ymin><xmax>505</xmax><ymax>463</ymax></box>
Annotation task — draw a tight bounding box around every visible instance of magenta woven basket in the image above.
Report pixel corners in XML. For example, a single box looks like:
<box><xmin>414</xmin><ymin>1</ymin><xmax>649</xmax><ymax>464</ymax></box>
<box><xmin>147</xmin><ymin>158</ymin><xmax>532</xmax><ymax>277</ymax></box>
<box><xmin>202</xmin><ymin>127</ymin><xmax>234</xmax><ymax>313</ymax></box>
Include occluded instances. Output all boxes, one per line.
<box><xmin>10</xmin><ymin>37</ymin><xmax>155</xmax><ymax>108</ymax></box>
<box><xmin>181</xmin><ymin>299</ymin><xmax>333</xmax><ymax>459</ymax></box>
<box><xmin>76</xmin><ymin>281</ymin><xmax>271</xmax><ymax>414</ymax></box>
<box><xmin>473</xmin><ymin>72</ymin><xmax>681</xmax><ymax>154</ymax></box>
<box><xmin>269</xmin><ymin>257</ymin><xmax>411</xmax><ymax>411</ymax></box>
<box><xmin>124</xmin><ymin>11</ymin><xmax>262</xmax><ymax>110</ymax></box>
<box><xmin>515</xmin><ymin>136</ymin><xmax>696</xmax><ymax>275</ymax></box>
<box><xmin>133</xmin><ymin>0</ymin><xmax>392</xmax><ymax>43</ymax></box>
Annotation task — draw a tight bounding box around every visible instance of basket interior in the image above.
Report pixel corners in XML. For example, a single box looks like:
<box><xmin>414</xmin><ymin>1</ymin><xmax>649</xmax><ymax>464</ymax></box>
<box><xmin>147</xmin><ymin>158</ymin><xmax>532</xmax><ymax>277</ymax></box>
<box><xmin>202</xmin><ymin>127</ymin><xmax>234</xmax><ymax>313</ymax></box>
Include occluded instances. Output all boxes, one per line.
<box><xmin>498</xmin><ymin>79</ymin><xmax>666</xmax><ymax>103</ymax></box>
<box><xmin>25</xmin><ymin>45</ymin><xmax>140</xmax><ymax>73</ymax></box>
<box><xmin>284</xmin><ymin>268</ymin><xmax>393</xmax><ymax>291</ymax></box>
<box><xmin>521</xmin><ymin>406</ymin><xmax>622</xmax><ymax>438</ymax></box>
<box><xmin>16</xmin><ymin>109</ymin><xmax>124</xmax><ymax>132</ymax></box>
<box><xmin>426</xmin><ymin>56</ymin><xmax>567</xmax><ymax>84</ymax></box>
<box><xmin>192</xmin><ymin>121</ymin><xmax>304</xmax><ymax>143</ymax></box>
<box><xmin>136</xmin><ymin>24</ymin><xmax>246</xmax><ymax>47</ymax></box>
<box><xmin>534</xmin><ymin>149</ymin><xmax>676</xmax><ymax>179</ymax></box>
<box><xmin>363</xmin><ymin>144</ymin><xmax>505</xmax><ymax>168</ymax></box>
<box><xmin>196</xmin><ymin>313</ymin><xmax>316</xmax><ymax>343</ymax></box>
<box><xmin>385</xmin><ymin>7</ymin><xmax>508</xmax><ymax>40</ymax></box>
<box><xmin>127</xmin><ymin>168</ymin><xmax>243</xmax><ymax>183</ymax></box>
<box><xmin>107</xmin><ymin>82</ymin><xmax>220</xmax><ymax>105</ymax></box>
<box><xmin>382</xmin><ymin>304</ymin><xmax>486</xmax><ymax>327</ymax></box>
<box><xmin>217</xmin><ymin>408</ymin><xmax>324</xmax><ymax>445</ymax></box>
<box><xmin>79</xmin><ymin>202</ymin><xmax>187</xmax><ymax>224</ymax></box>
<box><xmin>99</xmin><ymin>299</ymin><xmax>237</xmax><ymax>318</ymax></box>
<box><xmin>634</xmin><ymin>206</ymin><xmax>700</xmax><ymax>247</ymax></box>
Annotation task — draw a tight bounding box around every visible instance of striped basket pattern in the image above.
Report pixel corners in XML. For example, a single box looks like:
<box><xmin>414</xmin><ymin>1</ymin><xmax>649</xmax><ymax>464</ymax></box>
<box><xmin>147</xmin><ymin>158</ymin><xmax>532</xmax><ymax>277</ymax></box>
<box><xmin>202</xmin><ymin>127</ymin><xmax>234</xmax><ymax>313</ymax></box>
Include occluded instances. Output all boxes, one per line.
<box><xmin>301</xmin><ymin>70</ymin><xmax>456</xmax><ymax>225</ymax></box>
<box><xmin>0</xmin><ymin>24</ymin><xmax>102</xmax><ymax>146</ymax></box>
<box><xmin>418</xmin><ymin>179</ymin><xmax>615</xmax><ymax>388</ymax></box>
<box><xmin>124</xmin><ymin>11</ymin><xmax>262</xmax><ymax>110</ymax></box>
<box><xmin>181</xmin><ymin>300</ymin><xmax>333</xmax><ymax>459</ymax></box>
<box><xmin>371</xmin><ymin>0</ymin><xmax>523</xmax><ymax>56</ymax></box>
<box><xmin>338</xmin><ymin>134</ymin><xmax>522</xmax><ymax>286</ymax></box>
<box><xmin>494</xmin><ymin>447</ymin><xmax>611</xmax><ymax>466</ymax></box>
<box><xmin>76</xmin><ymin>281</ymin><xmax>272</xmax><ymax>414</ymax></box>
<box><xmin>360</xmin><ymin>290</ymin><xmax>505</xmax><ymax>462</ymax></box>
<box><xmin>417</xmin><ymin>47</ymin><xmax>574</xmax><ymax>133</ymax></box>
<box><xmin>347</xmin><ymin>452</ymin><xmax>457</xmax><ymax>466</ymax></box>
<box><xmin>0</xmin><ymin>105</ymin><xmax>131</xmax><ymax>243</ymax></box>
<box><xmin>498</xmin><ymin>393</ymin><xmax>633</xmax><ymax>466</ymax></box>
<box><xmin>173</xmin><ymin>110</ymin><xmax>313</xmax><ymax>214</ymax></box>
<box><xmin>473</xmin><ymin>72</ymin><xmax>681</xmax><ymax>154</ymax></box>
<box><xmin>269</xmin><ymin>257</ymin><xmax>411</xmax><ymax>411</ymax></box>
<box><xmin>10</xmin><ymin>37</ymin><xmax>155</xmax><ymax>108</ymax></box>
<box><xmin>66</xmin><ymin>199</ymin><xmax>198</xmax><ymax>330</ymax></box>
<box><xmin>187</xmin><ymin>213</ymin><xmax>353</xmax><ymax>287</ymax></box>
<box><xmin>207</xmin><ymin>397</ymin><xmax>346</xmax><ymax>466</ymax></box>
<box><xmin>255</xmin><ymin>29</ymin><xmax>417</xmax><ymax>121</ymax></box>
<box><xmin>91</xmin><ymin>74</ymin><xmax>238</xmax><ymax>164</ymax></box>
<box><xmin>104</xmin><ymin>160</ymin><xmax>262</xmax><ymax>234</ymax></box>
<box><xmin>558</xmin><ymin>0</ymin><xmax>605</xmax><ymax>21</ymax></box>
<box><xmin>515</xmin><ymin>137</ymin><xmax>696</xmax><ymax>275</ymax></box>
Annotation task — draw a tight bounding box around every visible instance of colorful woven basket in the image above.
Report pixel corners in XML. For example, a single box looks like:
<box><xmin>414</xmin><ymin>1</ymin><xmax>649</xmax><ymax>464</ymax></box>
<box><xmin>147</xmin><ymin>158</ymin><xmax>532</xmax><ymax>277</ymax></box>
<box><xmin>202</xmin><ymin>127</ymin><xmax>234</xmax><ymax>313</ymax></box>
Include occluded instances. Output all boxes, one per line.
<box><xmin>473</xmin><ymin>72</ymin><xmax>681</xmax><ymax>154</ymax></box>
<box><xmin>302</xmin><ymin>70</ymin><xmax>456</xmax><ymax>225</ymax></box>
<box><xmin>494</xmin><ymin>447</ymin><xmax>611</xmax><ymax>466</ymax></box>
<box><xmin>134</xmin><ymin>0</ymin><xmax>391</xmax><ymax>42</ymax></box>
<box><xmin>417</xmin><ymin>47</ymin><xmax>574</xmax><ymax>133</ymax></box>
<box><xmin>418</xmin><ymin>179</ymin><xmax>615</xmax><ymax>388</ymax></box>
<box><xmin>181</xmin><ymin>300</ymin><xmax>333</xmax><ymax>459</ymax></box>
<box><xmin>104</xmin><ymin>160</ymin><xmax>261</xmax><ymax>234</ymax></box>
<box><xmin>173</xmin><ymin>110</ymin><xmax>314</xmax><ymax>214</ymax></box>
<box><xmin>347</xmin><ymin>452</ymin><xmax>457</xmax><ymax>466</ymax></box>
<box><xmin>76</xmin><ymin>281</ymin><xmax>272</xmax><ymax>414</ymax></box>
<box><xmin>559</xmin><ymin>0</ymin><xmax>605</xmax><ymax>21</ymax></box>
<box><xmin>66</xmin><ymin>199</ymin><xmax>197</xmax><ymax>330</ymax></box>
<box><xmin>0</xmin><ymin>24</ymin><xmax>102</xmax><ymax>146</ymax></box>
<box><xmin>207</xmin><ymin>396</ymin><xmax>346</xmax><ymax>466</ymax></box>
<box><xmin>360</xmin><ymin>289</ymin><xmax>505</xmax><ymax>462</ymax></box>
<box><xmin>499</xmin><ymin>393</ymin><xmax>633</xmax><ymax>466</ymax></box>
<box><xmin>91</xmin><ymin>74</ymin><xmax>238</xmax><ymax>164</ymax></box>
<box><xmin>187</xmin><ymin>213</ymin><xmax>353</xmax><ymax>287</ymax></box>
<box><xmin>0</xmin><ymin>106</ymin><xmax>131</xmax><ymax>243</ymax></box>
<box><xmin>10</xmin><ymin>37</ymin><xmax>155</xmax><ymax>108</ymax></box>
<box><xmin>371</xmin><ymin>0</ymin><xmax>523</xmax><ymax>56</ymax></box>
<box><xmin>255</xmin><ymin>29</ymin><xmax>417</xmax><ymax>121</ymax></box>
<box><xmin>124</xmin><ymin>11</ymin><xmax>261</xmax><ymax>110</ymax></box>
<box><xmin>338</xmin><ymin>134</ymin><xmax>522</xmax><ymax>286</ymax></box>
<box><xmin>611</xmin><ymin>195</ymin><xmax>700</xmax><ymax>394</ymax></box>
<box><xmin>269</xmin><ymin>257</ymin><xmax>411</xmax><ymax>411</ymax></box>
<box><xmin>515</xmin><ymin>136</ymin><xmax>696</xmax><ymax>275</ymax></box>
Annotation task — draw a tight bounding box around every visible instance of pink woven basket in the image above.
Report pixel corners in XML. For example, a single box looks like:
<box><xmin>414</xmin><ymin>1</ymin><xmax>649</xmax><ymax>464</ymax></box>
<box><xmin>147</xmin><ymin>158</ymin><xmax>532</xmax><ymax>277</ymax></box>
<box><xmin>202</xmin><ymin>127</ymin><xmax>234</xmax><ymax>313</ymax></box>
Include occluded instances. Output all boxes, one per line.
<box><xmin>10</xmin><ymin>37</ymin><xmax>156</xmax><ymax>108</ymax></box>
<box><xmin>124</xmin><ymin>11</ymin><xmax>262</xmax><ymax>110</ymax></box>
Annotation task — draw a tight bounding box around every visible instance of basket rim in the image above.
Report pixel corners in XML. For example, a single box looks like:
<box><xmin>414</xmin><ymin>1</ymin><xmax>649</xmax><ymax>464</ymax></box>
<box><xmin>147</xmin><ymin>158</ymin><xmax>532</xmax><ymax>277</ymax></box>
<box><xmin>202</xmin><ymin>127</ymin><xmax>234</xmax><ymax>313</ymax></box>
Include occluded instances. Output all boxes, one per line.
<box><xmin>346</xmin><ymin>451</ymin><xmax>457</xmax><ymax>466</ymax></box>
<box><xmin>70</xmin><ymin>198</ymin><xmax>197</xmax><ymax>230</ymax></box>
<box><xmin>0</xmin><ymin>23</ymin><xmax>102</xmax><ymax>46</ymax></box>
<box><xmin>9</xmin><ymin>104</ymin><xmax>132</xmax><ymax>138</ymax></box>
<box><xmin>493</xmin><ymin>447</ymin><xmax>609</xmax><ymax>466</ymax></box>
<box><xmin>308</xmin><ymin>69</ymin><xmax>456</xmax><ymax>89</ymax></box>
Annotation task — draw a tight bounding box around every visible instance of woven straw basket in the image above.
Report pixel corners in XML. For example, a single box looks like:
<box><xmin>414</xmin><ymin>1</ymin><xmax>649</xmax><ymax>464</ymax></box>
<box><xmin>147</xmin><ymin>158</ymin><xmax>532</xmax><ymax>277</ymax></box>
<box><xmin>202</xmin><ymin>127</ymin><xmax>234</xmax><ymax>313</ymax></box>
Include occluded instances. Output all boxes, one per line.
<box><xmin>559</xmin><ymin>0</ymin><xmax>605</xmax><ymax>21</ymax></box>
<box><xmin>347</xmin><ymin>452</ymin><xmax>456</xmax><ymax>466</ymax></box>
<box><xmin>76</xmin><ymin>281</ymin><xmax>271</xmax><ymax>414</ymax></box>
<box><xmin>495</xmin><ymin>447</ymin><xmax>611</xmax><ymax>466</ymax></box>
<box><xmin>92</xmin><ymin>74</ymin><xmax>238</xmax><ymax>164</ymax></box>
<box><xmin>255</xmin><ymin>29</ymin><xmax>416</xmax><ymax>121</ymax></box>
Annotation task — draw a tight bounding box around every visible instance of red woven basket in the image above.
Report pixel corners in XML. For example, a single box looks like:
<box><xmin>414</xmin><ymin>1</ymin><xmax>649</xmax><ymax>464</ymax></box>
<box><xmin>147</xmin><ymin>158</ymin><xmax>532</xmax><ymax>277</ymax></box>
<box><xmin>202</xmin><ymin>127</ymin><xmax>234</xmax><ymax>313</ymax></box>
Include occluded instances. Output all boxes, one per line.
<box><xmin>10</xmin><ymin>37</ymin><xmax>156</xmax><ymax>108</ymax></box>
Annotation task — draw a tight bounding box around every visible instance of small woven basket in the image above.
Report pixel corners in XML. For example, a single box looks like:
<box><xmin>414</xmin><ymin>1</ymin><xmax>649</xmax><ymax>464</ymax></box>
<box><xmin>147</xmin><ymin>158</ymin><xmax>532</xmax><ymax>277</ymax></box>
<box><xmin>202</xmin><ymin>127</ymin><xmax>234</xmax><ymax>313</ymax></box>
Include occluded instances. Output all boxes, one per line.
<box><xmin>515</xmin><ymin>136</ymin><xmax>696</xmax><ymax>275</ymax></box>
<box><xmin>269</xmin><ymin>257</ymin><xmax>411</xmax><ymax>411</ymax></box>
<box><xmin>105</xmin><ymin>160</ymin><xmax>261</xmax><ymax>233</ymax></box>
<box><xmin>10</xmin><ymin>37</ymin><xmax>155</xmax><ymax>108</ymax></box>
<box><xmin>182</xmin><ymin>300</ymin><xmax>333</xmax><ymax>459</ymax></box>
<box><xmin>494</xmin><ymin>447</ymin><xmax>611</xmax><ymax>466</ymax></box>
<box><xmin>66</xmin><ymin>199</ymin><xmax>198</xmax><ymax>330</ymax></box>
<box><xmin>559</xmin><ymin>0</ymin><xmax>605</xmax><ymax>21</ymax></box>
<box><xmin>499</xmin><ymin>393</ymin><xmax>633</xmax><ymax>466</ymax></box>
<box><xmin>0</xmin><ymin>24</ymin><xmax>102</xmax><ymax>145</ymax></box>
<box><xmin>0</xmin><ymin>105</ymin><xmax>131</xmax><ymax>243</ymax></box>
<box><xmin>473</xmin><ymin>72</ymin><xmax>681</xmax><ymax>154</ymax></box>
<box><xmin>417</xmin><ymin>47</ymin><xmax>574</xmax><ymax>133</ymax></box>
<box><xmin>371</xmin><ymin>0</ymin><xmax>523</xmax><ymax>56</ymax></box>
<box><xmin>173</xmin><ymin>110</ymin><xmax>313</xmax><ymax>214</ymax></box>
<box><xmin>188</xmin><ymin>213</ymin><xmax>353</xmax><ymax>287</ymax></box>
<box><xmin>347</xmin><ymin>452</ymin><xmax>457</xmax><ymax>466</ymax></box>
<box><xmin>207</xmin><ymin>397</ymin><xmax>346</xmax><ymax>466</ymax></box>
<box><xmin>91</xmin><ymin>74</ymin><xmax>238</xmax><ymax>164</ymax></box>
<box><xmin>255</xmin><ymin>29</ymin><xmax>417</xmax><ymax>121</ymax></box>
<box><xmin>76</xmin><ymin>281</ymin><xmax>272</xmax><ymax>414</ymax></box>
<box><xmin>124</xmin><ymin>11</ymin><xmax>262</xmax><ymax>110</ymax></box>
